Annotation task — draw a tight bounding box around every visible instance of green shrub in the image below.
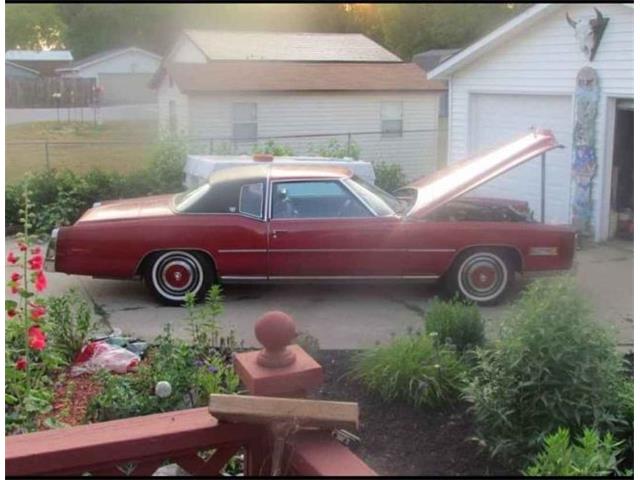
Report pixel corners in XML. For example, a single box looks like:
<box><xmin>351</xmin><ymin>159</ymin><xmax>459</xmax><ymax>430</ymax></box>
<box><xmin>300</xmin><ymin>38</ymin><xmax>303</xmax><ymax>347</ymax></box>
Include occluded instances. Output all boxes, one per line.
<box><xmin>464</xmin><ymin>277</ymin><xmax>625</xmax><ymax>462</ymax></box>
<box><xmin>46</xmin><ymin>290</ymin><xmax>97</xmax><ymax>365</ymax></box>
<box><xmin>425</xmin><ymin>297</ymin><xmax>485</xmax><ymax>353</ymax></box>
<box><xmin>524</xmin><ymin>427</ymin><xmax>623</xmax><ymax>476</ymax></box>
<box><xmin>308</xmin><ymin>138</ymin><xmax>360</xmax><ymax>159</ymax></box>
<box><xmin>6</xmin><ymin>136</ymin><xmax>189</xmax><ymax>234</ymax></box>
<box><xmin>614</xmin><ymin>378</ymin><xmax>634</xmax><ymax>469</ymax></box>
<box><xmin>373</xmin><ymin>161</ymin><xmax>407</xmax><ymax>193</ymax></box>
<box><xmin>253</xmin><ymin>140</ymin><xmax>294</xmax><ymax>156</ymax></box>
<box><xmin>349</xmin><ymin>334</ymin><xmax>466</xmax><ymax>408</ymax></box>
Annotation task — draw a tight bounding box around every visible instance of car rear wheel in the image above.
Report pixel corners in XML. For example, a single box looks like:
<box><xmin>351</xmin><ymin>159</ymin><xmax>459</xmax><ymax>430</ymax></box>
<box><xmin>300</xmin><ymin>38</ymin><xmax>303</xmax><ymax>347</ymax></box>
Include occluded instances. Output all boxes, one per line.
<box><xmin>144</xmin><ymin>251</ymin><xmax>214</xmax><ymax>306</ymax></box>
<box><xmin>446</xmin><ymin>249</ymin><xmax>514</xmax><ymax>306</ymax></box>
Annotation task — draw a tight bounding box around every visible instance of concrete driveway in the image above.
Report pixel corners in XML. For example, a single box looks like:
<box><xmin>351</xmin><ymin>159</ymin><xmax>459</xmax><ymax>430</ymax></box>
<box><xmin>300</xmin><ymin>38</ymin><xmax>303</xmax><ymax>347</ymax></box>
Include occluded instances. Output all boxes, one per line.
<box><xmin>5</xmin><ymin>237</ymin><xmax>633</xmax><ymax>350</ymax></box>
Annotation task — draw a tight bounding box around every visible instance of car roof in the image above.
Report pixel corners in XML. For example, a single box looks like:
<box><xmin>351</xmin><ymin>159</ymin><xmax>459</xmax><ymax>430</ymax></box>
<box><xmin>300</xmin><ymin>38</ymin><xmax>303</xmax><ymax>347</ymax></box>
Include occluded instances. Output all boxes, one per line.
<box><xmin>207</xmin><ymin>163</ymin><xmax>353</xmax><ymax>184</ymax></box>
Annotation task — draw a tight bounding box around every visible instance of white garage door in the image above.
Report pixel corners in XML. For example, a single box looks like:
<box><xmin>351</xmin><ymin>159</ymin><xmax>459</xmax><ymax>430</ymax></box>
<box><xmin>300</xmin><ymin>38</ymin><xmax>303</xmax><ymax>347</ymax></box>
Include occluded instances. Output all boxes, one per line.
<box><xmin>468</xmin><ymin>93</ymin><xmax>572</xmax><ymax>224</ymax></box>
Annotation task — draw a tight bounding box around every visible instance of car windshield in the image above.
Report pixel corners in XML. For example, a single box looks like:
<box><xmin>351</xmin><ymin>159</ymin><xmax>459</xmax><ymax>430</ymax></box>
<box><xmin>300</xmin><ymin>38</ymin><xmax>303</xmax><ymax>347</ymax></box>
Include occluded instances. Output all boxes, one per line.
<box><xmin>173</xmin><ymin>183</ymin><xmax>211</xmax><ymax>212</ymax></box>
<box><xmin>345</xmin><ymin>175</ymin><xmax>406</xmax><ymax>216</ymax></box>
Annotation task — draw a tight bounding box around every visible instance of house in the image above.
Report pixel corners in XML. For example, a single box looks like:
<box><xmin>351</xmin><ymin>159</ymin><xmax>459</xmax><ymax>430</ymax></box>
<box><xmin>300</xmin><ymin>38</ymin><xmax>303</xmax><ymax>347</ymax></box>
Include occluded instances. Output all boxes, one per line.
<box><xmin>412</xmin><ymin>49</ymin><xmax>459</xmax><ymax>117</ymax></box>
<box><xmin>5</xmin><ymin>61</ymin><xmax>40</xmax><ymax>79</ymax></box>
<box><xmin>429</xmin><ymin>4</ymin><xmax>633</xmax><ymax>241</ymax></box>
<box><xmin>5</xmin><ymin>50</ymin><xmax>73</xmax><ymax>76</ymax></box>
<box><xmin>56</xmin><ymin>47</ymin><xmax>161</xmax><ymax>105</ymax></box>
<box><xmin>151</xmin><ymin>31</ymin><xmax>446</xmax><ymax>180</ymax></box>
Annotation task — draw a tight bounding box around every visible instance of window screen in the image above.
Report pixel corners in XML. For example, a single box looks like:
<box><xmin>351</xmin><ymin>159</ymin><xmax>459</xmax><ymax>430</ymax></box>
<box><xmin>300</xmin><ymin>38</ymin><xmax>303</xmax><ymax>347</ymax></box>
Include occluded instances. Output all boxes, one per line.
<box><xmin>233</xmin><ymin>103</ymin><xmax>257</xmax><ymax>141</ymax></box>
<box><xmin>239</xmin><ymin>183</ymin><xmax>264</xmax><ymax>218</ymax></box>
<box><xmin>381</xmin><ymin>101</ymin><xmax>403</xmax><ymax>138</ymax></box>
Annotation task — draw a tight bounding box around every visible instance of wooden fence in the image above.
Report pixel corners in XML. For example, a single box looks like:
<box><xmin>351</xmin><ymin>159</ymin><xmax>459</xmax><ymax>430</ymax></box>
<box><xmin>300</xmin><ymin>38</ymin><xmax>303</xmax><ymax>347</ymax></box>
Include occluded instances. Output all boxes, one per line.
<box><xmin>6</xmin><ymin>76</ymin><xmax>97</xmax><ymax>108</ymax></box>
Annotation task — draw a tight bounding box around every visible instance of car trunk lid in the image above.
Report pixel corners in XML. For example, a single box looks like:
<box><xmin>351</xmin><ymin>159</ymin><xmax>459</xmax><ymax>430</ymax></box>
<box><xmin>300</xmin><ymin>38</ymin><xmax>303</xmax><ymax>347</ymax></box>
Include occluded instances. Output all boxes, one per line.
<box><xmin>76</xmin><ymin>194</ymin><xmax>175</xmax><ymax>223</ymax></box>
<box><xmin>404</xmin><ymin>129</ymin><xmax>561</xmax><ymax>218</ymax></box>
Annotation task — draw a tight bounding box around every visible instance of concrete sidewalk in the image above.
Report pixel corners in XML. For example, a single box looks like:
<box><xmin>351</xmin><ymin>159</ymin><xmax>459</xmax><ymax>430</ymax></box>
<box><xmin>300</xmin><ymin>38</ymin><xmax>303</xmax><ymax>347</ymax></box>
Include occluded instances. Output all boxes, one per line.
<box><xmin>4</xmin><ymin>238</ymin><xmax>633</xmax><ymax>349</ymax></box>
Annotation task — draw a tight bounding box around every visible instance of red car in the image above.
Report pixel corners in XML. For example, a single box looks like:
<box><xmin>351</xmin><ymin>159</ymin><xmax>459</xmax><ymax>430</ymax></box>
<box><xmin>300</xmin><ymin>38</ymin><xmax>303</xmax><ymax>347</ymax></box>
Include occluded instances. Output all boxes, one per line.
<box><xmin>46</xmin><ymin>130</ymin><xmax>576</xmax><ymax>306</ymax></box>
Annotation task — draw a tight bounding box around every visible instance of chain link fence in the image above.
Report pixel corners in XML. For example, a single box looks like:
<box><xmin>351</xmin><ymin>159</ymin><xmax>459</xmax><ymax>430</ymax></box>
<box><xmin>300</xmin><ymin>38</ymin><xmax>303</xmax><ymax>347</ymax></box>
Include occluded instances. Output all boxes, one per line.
<box><xmin>6</xmin><ymin>128</ymin><xmax>447</xmax><ymax>184</ymax></box>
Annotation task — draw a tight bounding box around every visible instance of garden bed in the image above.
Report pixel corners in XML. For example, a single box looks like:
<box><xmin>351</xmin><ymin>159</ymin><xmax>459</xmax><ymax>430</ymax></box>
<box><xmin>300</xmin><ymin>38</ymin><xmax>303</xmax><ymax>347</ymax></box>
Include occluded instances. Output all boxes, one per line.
<box><xmin>312</xmin><ymin>350</ymin><xmax>514</xmax><ymax>477</ymax></box>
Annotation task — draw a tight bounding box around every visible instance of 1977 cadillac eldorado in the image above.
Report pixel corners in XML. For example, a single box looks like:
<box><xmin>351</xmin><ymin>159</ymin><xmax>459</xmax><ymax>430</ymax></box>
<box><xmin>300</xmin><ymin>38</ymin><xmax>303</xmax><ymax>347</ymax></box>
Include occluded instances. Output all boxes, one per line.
<box><xmin>46</xmin><ymin>130</ymin><xmax>576</xmax><ymax>306</ymax></box>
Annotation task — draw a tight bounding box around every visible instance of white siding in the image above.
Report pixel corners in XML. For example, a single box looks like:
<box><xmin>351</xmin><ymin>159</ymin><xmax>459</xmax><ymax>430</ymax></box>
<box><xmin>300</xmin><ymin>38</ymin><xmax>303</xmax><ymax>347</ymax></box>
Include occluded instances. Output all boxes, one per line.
<box><xmin>187</xmin><ymin>92</ymin><xmax>440</xmax><ymax>180</ymax></box>
<box><xmin>75</xmin><ymin>50</ymin><xmax>160</xmax><ymax>78</ymax></box>
<box><xmin>156</xmin><ymin>74</ymin><xmax>189</xmax><ymax>135</ymax></box>
<box><xmin>447</xmin><ymin>3</ymin><xmax>633</xmax><ymax>239</ymax></box>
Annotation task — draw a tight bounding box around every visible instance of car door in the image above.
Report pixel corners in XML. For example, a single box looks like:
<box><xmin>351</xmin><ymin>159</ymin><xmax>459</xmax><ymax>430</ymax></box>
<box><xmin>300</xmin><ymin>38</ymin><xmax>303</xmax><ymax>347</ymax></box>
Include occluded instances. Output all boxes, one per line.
<box><xmin>267</xmin><ymin>179</ymin><xmax>406</xmax><ymax>278</ymax></box>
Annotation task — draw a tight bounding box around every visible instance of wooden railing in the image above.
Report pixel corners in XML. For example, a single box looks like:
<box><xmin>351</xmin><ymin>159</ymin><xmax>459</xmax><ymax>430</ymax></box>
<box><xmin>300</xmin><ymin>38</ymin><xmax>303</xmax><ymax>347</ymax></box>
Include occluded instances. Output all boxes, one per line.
<box><xmin>6</xmin><ymin>311</ymin><xmax>376</xmax><ymax>477</ymax></box>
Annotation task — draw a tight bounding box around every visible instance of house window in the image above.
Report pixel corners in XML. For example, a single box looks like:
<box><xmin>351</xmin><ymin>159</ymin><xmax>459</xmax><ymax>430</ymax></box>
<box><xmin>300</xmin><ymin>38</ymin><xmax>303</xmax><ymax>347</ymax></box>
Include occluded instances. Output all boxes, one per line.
<box><xmin>233</xmin><ymin>102</ymin><xmax>257</xmax><ymax>142</ymax></box>
<box><xmin>381</xmin><ymin>101</ymin><xmax>403</xmax><ymax>138</ymax></box>
<box><xmin>169</xmin><ymin>100</ymin><xmax>177</xmax><ymax>134</ymax></box>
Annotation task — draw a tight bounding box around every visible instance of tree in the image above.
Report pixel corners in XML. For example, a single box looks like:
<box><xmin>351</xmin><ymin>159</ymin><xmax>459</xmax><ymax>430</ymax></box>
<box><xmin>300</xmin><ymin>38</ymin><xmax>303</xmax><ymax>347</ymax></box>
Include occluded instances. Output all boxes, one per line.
<box><xmin>5</xmin><ymin>4</ymin><xmax>66</xmax><ymax>50</ymax></box>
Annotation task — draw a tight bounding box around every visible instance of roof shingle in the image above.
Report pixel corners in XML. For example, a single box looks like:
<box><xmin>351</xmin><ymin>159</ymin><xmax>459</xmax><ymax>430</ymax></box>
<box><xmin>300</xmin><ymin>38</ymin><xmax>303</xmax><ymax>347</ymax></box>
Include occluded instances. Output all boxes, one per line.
<box><xmin>162</xmin><ymin>61</ymin><xmax>446</xmax><ymax>92</ymax></box>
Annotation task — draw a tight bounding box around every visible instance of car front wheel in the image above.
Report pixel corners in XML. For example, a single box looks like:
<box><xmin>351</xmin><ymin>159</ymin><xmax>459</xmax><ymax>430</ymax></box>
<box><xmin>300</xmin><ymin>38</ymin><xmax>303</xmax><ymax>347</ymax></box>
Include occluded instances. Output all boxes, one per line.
<box><xmin>446</xmin><ymin>249</ymin><xmax>514</xmax><ymax>306</ymax></box>
<box><xmin>145</xmin><ymin>250</ymin><xmax>214</xmax><ymax>306</ymax></box>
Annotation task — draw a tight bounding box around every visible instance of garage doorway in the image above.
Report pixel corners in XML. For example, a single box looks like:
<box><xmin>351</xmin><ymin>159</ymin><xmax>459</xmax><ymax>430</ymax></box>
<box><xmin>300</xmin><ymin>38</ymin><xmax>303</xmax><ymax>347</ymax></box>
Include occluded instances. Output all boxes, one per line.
<box><xmin>609</xmin><ymin>99</ymin><xmax>634</xmax><ymax>240</ymax></box>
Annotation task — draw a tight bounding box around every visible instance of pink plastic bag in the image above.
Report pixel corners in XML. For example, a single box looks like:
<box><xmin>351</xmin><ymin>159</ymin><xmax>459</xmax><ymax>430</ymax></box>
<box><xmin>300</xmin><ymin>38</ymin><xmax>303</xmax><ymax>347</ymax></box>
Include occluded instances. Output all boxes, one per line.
<box><xmin>71</xmin><ymin>341</ymin><xmax>140</xmax><ymax>376</ymax></box>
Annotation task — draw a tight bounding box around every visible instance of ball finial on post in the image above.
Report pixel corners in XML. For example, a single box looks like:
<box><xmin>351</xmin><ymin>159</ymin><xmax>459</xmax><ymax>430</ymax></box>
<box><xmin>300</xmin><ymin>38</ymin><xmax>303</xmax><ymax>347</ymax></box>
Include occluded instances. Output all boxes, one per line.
<box><xmin>255</xmin><ymin>311</ymin><xmax>297</xmax><ymax>368</ymax></box>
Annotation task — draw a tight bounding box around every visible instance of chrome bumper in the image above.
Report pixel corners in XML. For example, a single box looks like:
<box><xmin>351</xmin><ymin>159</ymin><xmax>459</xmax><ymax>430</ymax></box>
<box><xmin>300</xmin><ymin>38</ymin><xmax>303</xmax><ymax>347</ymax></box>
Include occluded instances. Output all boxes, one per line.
<box><xmin>45</xmin><ymin>228</ymin><xmax>59</xmax><ymax>272</ymax></box>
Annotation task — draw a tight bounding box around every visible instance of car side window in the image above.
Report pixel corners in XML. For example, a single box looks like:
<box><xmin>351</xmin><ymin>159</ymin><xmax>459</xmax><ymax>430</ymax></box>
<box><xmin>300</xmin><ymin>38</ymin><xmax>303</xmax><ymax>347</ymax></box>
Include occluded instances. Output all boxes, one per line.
<box><xmin>239</xmin><ymin>182</ymin><xmax>264</xmax><ymax>218</ymax></box>
<box><xmin>271</xmin><ymin>181</ymin><xmax>372</xmax><ymax>219</ymax></box>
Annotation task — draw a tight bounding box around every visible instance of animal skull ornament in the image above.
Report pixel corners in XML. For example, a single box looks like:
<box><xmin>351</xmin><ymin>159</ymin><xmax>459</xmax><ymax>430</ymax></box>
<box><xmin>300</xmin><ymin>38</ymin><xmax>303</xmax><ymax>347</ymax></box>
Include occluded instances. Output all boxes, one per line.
<box><xmin>566</xmin><ymin>8</ymin><xmax>609</xmax><ymax>61</ymax></box>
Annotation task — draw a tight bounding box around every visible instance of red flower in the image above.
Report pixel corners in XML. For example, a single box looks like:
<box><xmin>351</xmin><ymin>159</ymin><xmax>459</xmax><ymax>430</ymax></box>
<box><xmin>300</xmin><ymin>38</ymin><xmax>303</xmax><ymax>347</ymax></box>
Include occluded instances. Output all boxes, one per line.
<box><xmin>18</xmin><ymin>242</ymin><xmax>28</xmax><ymax>252</ymax></box>
<box><xmin>31</xmin><ymin>247</ymin><xmax>41</xmax><ymax>255</ymax></box>
<box><xmin>15</xmin><ymin>357</ymin><xmax>27</xmax><ymax>370</ymax></box>
<box><xmin>28</xmin><ymin>325</ymin><xmax>46</xmax><ymax>351</ymax></box>
<box><xmin>30</xmin><ymin>304</ymin><xmax>46</xmax><ymax>321</ymax></box>
<box><xmin>35</xmin><ymin>270</ymin><xmax>48</xmax><ymax>292</ymax></box>
<box><xmin>28</xmin><ymin>254</ymin><xmax>44</xmax><ymax>271</ymax></box>
<box><xmin>10</xmin><ymin>283</ymin><xmax>19</xmax><ymax>295</ymax></box>
<box><xmin>7</xmin><ymin>308</ymin><xmax>18</xmax><ymax>318</ymax></box>
<box><xmin>7</xmin><ymin>252</ymin><xmax>18</xmax><ymax>264</ymax></box>
<box><xmin>11</xmin><ymin>272</ymin><xmax>21</xmax><ymax>282</ymax></box>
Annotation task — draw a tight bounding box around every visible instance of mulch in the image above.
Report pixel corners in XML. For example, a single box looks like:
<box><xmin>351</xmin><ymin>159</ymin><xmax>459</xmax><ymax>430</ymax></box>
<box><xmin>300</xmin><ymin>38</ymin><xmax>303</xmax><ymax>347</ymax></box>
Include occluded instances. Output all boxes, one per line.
<box><xmin>311</xmin><ymin>349</ymin><xmax>515</xmax><ymax>477</ymax></box>
<box><xmin>37</xmin><ymin>372</ymin><xmax>103</xmax><ymax>429</ymax></box>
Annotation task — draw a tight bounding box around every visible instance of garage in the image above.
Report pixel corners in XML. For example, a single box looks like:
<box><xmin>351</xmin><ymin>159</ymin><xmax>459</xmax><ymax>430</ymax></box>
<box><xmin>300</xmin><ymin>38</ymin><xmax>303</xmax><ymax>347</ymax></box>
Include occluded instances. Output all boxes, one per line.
<box><xmin>429</xmin><ymin>3</ymin><xmax>633</xmax><ymax>241</ymax></box>
<box><xmin>468</xmin><ymin>93</ymin><xmax>572</xmax><ymax>224</ymax></box>
<box><xmin>98</xmin><ymin>73</ymin><xmax>156</xmax><ymax>105</ymax></box>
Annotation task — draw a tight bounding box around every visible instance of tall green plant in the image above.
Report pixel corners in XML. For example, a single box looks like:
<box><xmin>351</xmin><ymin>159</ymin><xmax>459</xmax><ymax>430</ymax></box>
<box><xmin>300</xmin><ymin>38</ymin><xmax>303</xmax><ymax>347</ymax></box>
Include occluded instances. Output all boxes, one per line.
<box><xmin>464</xmin><ymin>277</ymin><xmax>625</xmax><ymax>462</ymax></box>
<box><xmin>373</xmin><ymin>161</ymin><xmax>406</xmax><ymax>193</ymax></box>
<box><xmin>350</xmin><ymin>333</ymin><xmax>466</xmax><ymax>408</ymax></box>
<box><xmin>47</xmin><ymin>290</ymin><xmax>96</xmax><ymax>364</ymax></box>
<box><xmin>425</xmin><ymin>297</ymin><xmax>484</xmax><ymax>353</ymax></box>
<box><xmin>524</xmin><ymin>427</ymin><xmax>623</xmax><ymax>476</ymax></box>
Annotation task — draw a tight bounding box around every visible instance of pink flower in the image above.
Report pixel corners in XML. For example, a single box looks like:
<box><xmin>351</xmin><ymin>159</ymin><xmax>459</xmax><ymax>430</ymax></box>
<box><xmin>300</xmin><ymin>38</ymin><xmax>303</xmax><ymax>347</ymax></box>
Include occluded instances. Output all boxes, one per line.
<box><xmin>10</xmin><ymin>283</ymin><xmax>19</xmax><ymax>295</ymax></box>
<box><xmin>28</xmin><ymin>325</ymin><xmax>46</xmax><ymax>351</ymax></box>
<box><xmin>35</xmin><ymin>270</ymin><xmax>47</xmax><ymax>292</ymax></box>
<box><xmin>30</xmin><ymin>247</ymin><xmax>41</xmax><ymax>255</ymax></box>
<box><xmin>29</xmin><ymin>304</ymin><xmax>46</xmax><ymax>321</ymax></box>
<box><xmin>11</xmin><ymin>272</ymin><xmax>21</xmax><ymax>282</ymax></box>
<box><xmin>28</xmin><ymin>254</ymin><xmax>44</xmax><ymax>271</ymax></box>
<box><xmin>7</xmin><ymin>252</ymin><xmax>18</xmax><ymax>265</ymax></box>
<box><xmin>18</xmin><ymin>242</ymin><xmax>28</xmax><ymax>252</ymax></box>
<box><xmin>15</xmin><ymin>357</ymin><xmax>27</xmax><ymax>370</ymax></box>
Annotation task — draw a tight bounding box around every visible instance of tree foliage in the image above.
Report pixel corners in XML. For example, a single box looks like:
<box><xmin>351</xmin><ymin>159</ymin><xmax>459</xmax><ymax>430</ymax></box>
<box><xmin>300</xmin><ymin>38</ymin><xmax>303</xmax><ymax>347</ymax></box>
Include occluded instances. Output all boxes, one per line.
<box><xmin>6</xmin><ymin>4</ymin><xmax>529</xmax><ymax>61</ymax></box>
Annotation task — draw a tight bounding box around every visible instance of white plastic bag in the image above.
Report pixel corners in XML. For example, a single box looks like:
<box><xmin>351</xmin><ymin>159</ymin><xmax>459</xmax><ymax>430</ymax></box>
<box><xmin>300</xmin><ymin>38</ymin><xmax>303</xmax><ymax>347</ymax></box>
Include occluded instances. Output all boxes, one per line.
<box><xmin>71</xmin><ymin>341</ymin><xmax>140</xmax><ymax>376</ymax></box>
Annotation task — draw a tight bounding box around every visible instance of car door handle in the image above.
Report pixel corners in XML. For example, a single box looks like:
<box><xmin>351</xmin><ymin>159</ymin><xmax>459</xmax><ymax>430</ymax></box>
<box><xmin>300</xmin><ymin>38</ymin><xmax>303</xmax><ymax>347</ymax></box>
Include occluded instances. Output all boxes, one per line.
<box><xmin>271</xmin><ymin>230</ymin><xmax>287</xmax><ymax>238</ymax></box>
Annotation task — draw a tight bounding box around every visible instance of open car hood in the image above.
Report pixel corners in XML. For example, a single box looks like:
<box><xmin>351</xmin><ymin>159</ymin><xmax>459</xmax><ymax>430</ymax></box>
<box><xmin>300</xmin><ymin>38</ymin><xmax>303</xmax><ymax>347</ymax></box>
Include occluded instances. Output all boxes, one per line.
<box><xmin>404</xmin><ymin>129</ymin><xmax>561</xmax><ymax>218</ymax></box>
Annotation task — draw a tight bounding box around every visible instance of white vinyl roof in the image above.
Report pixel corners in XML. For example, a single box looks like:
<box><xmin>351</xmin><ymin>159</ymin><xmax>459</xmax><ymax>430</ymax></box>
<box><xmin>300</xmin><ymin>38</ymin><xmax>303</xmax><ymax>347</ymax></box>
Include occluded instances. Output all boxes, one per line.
<box><xmin>5</xmin><ymin>50</ymin><xmax>73</xmax><ymax>61</ymax></box>
<box><xmin>183</xmin><ymin>30</ymin><xmax>401</xmax><ymax>62</ymax></box>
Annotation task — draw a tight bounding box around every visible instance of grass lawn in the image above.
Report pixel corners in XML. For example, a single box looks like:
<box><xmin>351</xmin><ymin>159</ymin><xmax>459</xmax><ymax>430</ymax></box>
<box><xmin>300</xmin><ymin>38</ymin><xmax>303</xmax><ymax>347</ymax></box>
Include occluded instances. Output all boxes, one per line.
<box><xmin>5</xmin><ymin>120</ymin><xmax>158</xmax><ymax>184</ymax></box>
